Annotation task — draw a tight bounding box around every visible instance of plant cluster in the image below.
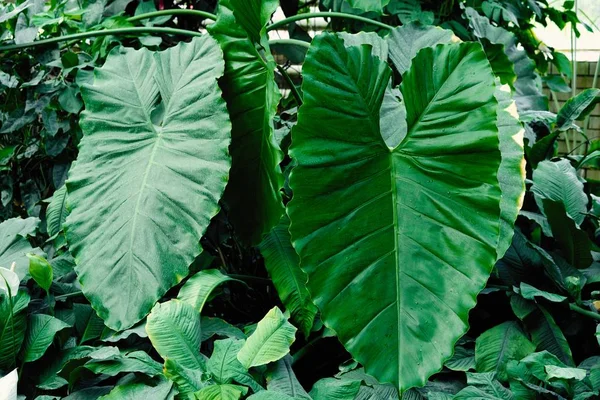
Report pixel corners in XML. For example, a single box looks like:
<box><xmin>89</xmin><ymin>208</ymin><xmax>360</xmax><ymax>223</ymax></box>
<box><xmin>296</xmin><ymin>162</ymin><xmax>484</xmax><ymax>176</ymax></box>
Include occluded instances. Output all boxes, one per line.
<box><xmin>0</xmin><ymin>0</ymin><xmax>599</xmax><ymax>399</ymax></box>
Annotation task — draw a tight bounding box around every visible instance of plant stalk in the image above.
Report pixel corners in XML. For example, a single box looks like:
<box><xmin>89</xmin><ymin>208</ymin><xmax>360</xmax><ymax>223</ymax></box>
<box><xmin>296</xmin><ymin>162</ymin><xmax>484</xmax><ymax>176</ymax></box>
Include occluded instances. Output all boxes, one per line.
<box><xmin>266</xmin><ymin>11</ymin><xmax>394</xmax><ymax>32</ymax></box>
<box><xmin>269</xmin><ymin>38</ymin><xmax>311</xmax><ymax>49</ymax></box>
<box><xmin>0</xmin><ymin>27</ymin><xmax>202</xmax><ymax>52</ymax></box>
<box><xmin>276</xmin><ymin>64</ymin><xmax>303</xmax><ymax>106</ymax></box>
<box><xmin>569</xmin><ymin>303</ymin><xmax>600</xmax><ymax>321</ymax></box>
<box><xmin>126</xmin><ymin>9</ymin><xmax>216</xmax><ymax>23</ymax></box>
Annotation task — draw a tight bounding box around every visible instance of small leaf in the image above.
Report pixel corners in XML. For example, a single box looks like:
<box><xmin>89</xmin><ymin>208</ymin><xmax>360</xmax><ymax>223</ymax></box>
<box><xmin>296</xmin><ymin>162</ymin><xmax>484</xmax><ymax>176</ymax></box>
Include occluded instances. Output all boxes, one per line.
<box><xmin>85</xmin><ymin>350</ymin><xmax>162</xmax><ymax>377</ymax></box>
<box><xmin>237</xmin><ymin>307</ymin><xmax>297</xmax><ymax>369</ymax></box>
<box><xmin>545</xmin><ymin>365</ymin><xmax>587</xmax><ymax>381</ymax></box>
<box><xmin>266</xmin><ymin>355</ymin><xmax>311</xmax><ymax>399</ymax></box>
<box><xmin>99</xmin><ymin>376</ymin><xmax>175</xmax><ymax>400</ymax></box>
<box><xmin>178</xmin><ymin>269</ymin><xmax>238</xmax><ymax>313</ymax></box>
<box><xmin>27</xmin><ymin>254</ymin><xmax>53</xmax><ymax>292</ymax></box>
<box><xmin>146</xmin><ymin>300</ymin><xmax>204</xmax><ymax>371</ymax></box>
<box><xmin>259</xmin><ymin>216</ymin><xmax>317</xmax><ymax>338</ymax></box>
<box><xmin>207</xmin><ymin>338</ymin><xmax>262</xmax><ymax>392</ymax></box>
<box><xmin>193</xmin><ymin>384</ymin><xmax>248</xmax><ymax>400</ymax></box>
<box><xmin>557</xmin><ymin>89</ymin><xmax>600</xmax><ymax>130</ymax></box>
<box><xmin>164</xmin><ymin>358</ymin><xmax>206</xmax><ymax>395</ymax></box>
<box><xmin>201</xmin><ymin>317</ymin><xmax>245</xmax><ymax>342</ymax></box>
<box><xmin>475</xmin><ymin>321</ymin><xmax>536</xmax><ymax>381</ymax></box>
<box><xmin>519</xmin><ymin>283</ymin><xmax>567</xmax><ymax>303</ymax></box>
<box><xmin>309</xmin><ymin>378</ymin><xmax>361</xmax><ymax>400</ymax></box>
<box><xmin>532</xmin><ymin>160</ymin><xmax>588</xmax><ymax>226</ymax></box>
<box><xmin>46</xmin><ymin>185</ymin><xmax>69</xmax><ymax>237</ymax></box>
<box><xmin>21</xmin><ymin>314</ymin><xmax>70</xmax><ymax>363</ymax></box>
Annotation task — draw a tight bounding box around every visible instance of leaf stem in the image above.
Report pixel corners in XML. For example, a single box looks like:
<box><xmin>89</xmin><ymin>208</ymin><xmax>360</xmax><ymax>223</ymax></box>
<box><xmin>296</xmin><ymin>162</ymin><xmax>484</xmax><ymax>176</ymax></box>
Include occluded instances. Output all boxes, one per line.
<box><xmin>276</xmin><ymin>64</ymin><xmax>303</xmax><ymax>106</ymax></box>
<box><xmin>0</xmin><ymin>27</ymin><xmax>202</xmax><ymax>52</ymax></box>
<box><xmin>266</xmin><ymin>11</ymin><xmax>394</xmax><ymax>32</ymax></box>
<box><xmin>54</xmin><ymin>291</ymin><xmax>84</xmax><ymax>301</ymax></box>
<box><xmin>126</xmin><ymin>9</ymin><xmax>217</xmax><ymax>23</ymax></box>
<box><xmin>569</xmin><ymin>303</ymin><xmax>600</xmax><ymax>321</ymax></box>
<box><xmin>269</xmin><ymin>38</ymin><xmax>311</xmax><ymax>49</ymax></box>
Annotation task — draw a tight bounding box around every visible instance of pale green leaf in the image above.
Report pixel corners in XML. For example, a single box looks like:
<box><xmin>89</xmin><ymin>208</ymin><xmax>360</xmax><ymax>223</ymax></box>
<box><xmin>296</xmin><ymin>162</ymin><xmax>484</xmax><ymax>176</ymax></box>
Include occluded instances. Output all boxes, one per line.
<box><xmin>237</xmin><ymin>307</ymin><xmax>297</xmax><ymax>369</ymax></box>
<box><xmin>309</xmin><ymin>378</ymin><xmax>361</xmax><ymax>400</ymax></box>
<box><xmin>545</xmin><ymin>365</ymin><xmax>587</xmax><ymax>381</ymax></box>
<box><xmin>65</xmin><ymin>36</ymin><xmax>231</xmax><ymax>330</ymax></box>
<box><xmin>27</xmin><ymin>254</ymin><xmax>52</xmax><ymax>292</ymax></box>
<box><xmin>146</xmin><ymin>300</ymin><xmax>204</xmax><ymax>371</ymax></box>
<box><xmin>207</xmin><ymin>338</ymin><xmax>263</xmax><ymax>392</ymax></box>
<box><xmin>193</xmin><ymin>384</ymin><xmax>248</xmax><ymax>400</ymax></box>
<box><xmin>265</xmin><ymin>355</ymin><xmax>311</xmax><ymax>399</ymax></box>
<box><xmin>164</xmin><ymin>358</ymin><xmax>207</xmax><ymax>396</ymax></box>
<box><xmin>178</xmin><ymin>269</ymin><xmax>237</xmax><ymax>313</ymax></box>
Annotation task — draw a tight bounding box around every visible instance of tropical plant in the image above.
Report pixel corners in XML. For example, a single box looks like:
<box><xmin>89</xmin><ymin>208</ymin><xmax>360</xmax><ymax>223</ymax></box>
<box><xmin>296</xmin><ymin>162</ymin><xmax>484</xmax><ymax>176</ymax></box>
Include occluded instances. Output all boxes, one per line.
<box><xmin>0</xmin><ymin>0</ymin><xmax>599</xmax><ymax>399</ymax></box>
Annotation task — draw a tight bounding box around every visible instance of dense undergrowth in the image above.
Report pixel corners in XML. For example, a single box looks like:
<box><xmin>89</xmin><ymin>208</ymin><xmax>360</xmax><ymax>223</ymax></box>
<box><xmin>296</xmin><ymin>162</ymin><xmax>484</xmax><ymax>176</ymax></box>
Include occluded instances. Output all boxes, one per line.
<box><xmin>1</xmin><ymin>0</ymin><xmax>600</xmax><ymax>399</ymax></box>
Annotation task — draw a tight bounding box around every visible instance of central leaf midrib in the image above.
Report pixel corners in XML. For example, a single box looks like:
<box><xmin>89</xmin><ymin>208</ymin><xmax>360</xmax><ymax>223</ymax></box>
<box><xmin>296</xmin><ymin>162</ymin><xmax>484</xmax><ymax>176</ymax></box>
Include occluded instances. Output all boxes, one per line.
<box><xmin>389</xmin><ymin>151</ymin><xmax>402</xmax><ymax>386</ymax></box>
<box><xmin>124</xmin><ymin>56</ymin><xmax>163</xmax><ymax>286</ymax></box>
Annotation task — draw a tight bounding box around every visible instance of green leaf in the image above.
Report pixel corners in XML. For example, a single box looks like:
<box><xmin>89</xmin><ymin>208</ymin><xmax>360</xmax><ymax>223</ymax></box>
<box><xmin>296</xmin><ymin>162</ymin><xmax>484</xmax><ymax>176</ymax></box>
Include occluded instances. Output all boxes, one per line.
<box><xmin>101</xmin><ymin>319</ymin><xmax>148</xmax><ymax>342</ymax></box>
<box><xmin>557</xmin><ymin>89</ymin><xmax>600</xmax><ymax>130</ymax></box>
<box><xmin>545</xmin><ymin>365</ymin><xmax>587</xmax><ymax>381</ymax></box>
<box><xmin>201</xmin><ymin>317</ymin><xmax>246</xmax><ymax>342</ymax></box>
<box><xmin>519</xmin><ymin>283</ymin><xmax>567</xmax><ymax>303</ymax></box>
<box><xmin>164</xmin><ymin>358</ymin><xmax>207</xmax><ymax>395</ymax></box>
<box><xmin>0</xmin><ymin>217</ymin><xmax>44</xmax><ymax>280</ymax></box>
<box><xmin>237</xmin><ymin>307</ymin><xmax>297</xmax><ymax>369</ymax></box>
<box><xmin>386</xmin><ymin>23</ymin><xmax>453</xmax><ymax>76</ymax></box>
<box><xmin>247</xmin><ymin>392</ymin><xmax>294</xmax><ymax>400</ymax></box>
<box><xmin>65</xmin><ymin>36</ymin><xmax>231</xmax><ymax>331</ymax></box>
<box><xmin>27</xmin><ymin>254</ymin><xmax>53</xmax><ymax>292</ymax></box>
<box><xmin>522</xmin><ymin>305</ymin><xmax>574</xmax><ymax>367</ymax></box>
<box><xmin>265</xmin><ymin>355</ymin><xmax>311</xmax><ymax>399</ymax></box>
<box><xmin>208</xmin><ymin>0</ymin><xmax>284</xmax><ymax>245</ymax></box>
<box><xmin>74</xmin><ymin>303</ymin><xmax>106</xmax><ymax>344</ymax></box>
<box><xmin>347</xmin><ymin>0</ymin><xmax>390</xmax><ymax>13</ymax></box>
<box><xmin>146</xmin><ymin>300</ymin><xmax>204</xmax><ymax>371</ymax></box>
<box><xmin>85</xmin><ymin>350</ymin><xmax>163</xmax><ymax>377</ymax></box>
<box><xmin>259</xmin><ymin>215</ymin><xmax>317</xmax><ymax>338</ymax></box>
<box><xmin>543</xmin><ymin>76</ymin><xmax>571</xmax><ymax>93</ymax></box>
<box><xmin>288</xmin><ymin>33</ymin><xmax>515</xmax><ymax>391</ymax></box>
<box><xmin>475</xmin><ymin>321</ymin><xmax>536</xmax><ymax>381</ymax></box>
<box><xmin>466</xmin><ymin>7</ymin><xmax>547</xmax><ymax>112</ymax></box>
<box><xmin>0</xmin><ymin>291</ymin><xmax>29</xmax><ymax>369</ymax></box>
<box><xmin>178</xmin><ymin>269</ymin><xmax>238</xmax><ymax>313</ymax></box>
<box><xmin>454</xmin><ymin>372</ymin><xmax>515</xmax><ymax>399</ymax></box>
<box><xmin>207</xmin><ymin>338</ymin><xmax>263</xmax><ymax>392</ymax></box>
<box><xmin>193</xmin><ymin>384</ymin><xmax>248</xmax><ymax>400</ymax></box>
<box><xmin>542</xmin><ymin>200</ymin><xmax>593</xmax><ymax>269</ymax></box>
<box><xmin>46</xmin><ymin>185</ymin><xmax>69</xmax><ymax>237</ymax></box>
<box><xmin>532</xmin><ymin>160</ymin><xmax>588</xmax><ymax>226</ymax></box>
<box><xmin>99</xmin><ymin>376</ymin><xmax>175</xmax><ymax>400</ymax></box>
<box><xmin>445</xmin><ymin>346</ymin><xmax>476</xmax><ymax>372</ymax></box>
<box><xmin>495</xmin><ymin>84</ymin><xmax>526</xmax><ymax>259</ymax></box>
<box><xmin>552</xmin><ymin>52</ymin><xmax>572</xmax><ymax>79</ymax></box>
<box><xmin>21</xmin><ymin>314</ymin><xmax>70</xmax><ymax>363</ymax></box>
<box><xmin>309</xmin><ymin>378</ymin><xmax>361</xmax><ymax>400</ymax></box>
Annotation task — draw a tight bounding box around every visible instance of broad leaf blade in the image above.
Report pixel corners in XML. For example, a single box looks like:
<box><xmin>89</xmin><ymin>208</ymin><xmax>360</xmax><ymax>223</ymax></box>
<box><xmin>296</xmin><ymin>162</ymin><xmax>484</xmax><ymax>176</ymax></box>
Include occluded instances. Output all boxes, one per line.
<box><xmin>65</xmin><ymin>36</ymin><xmax>231</xmax><ymax>330</ymax></box>
<box><xmin>289</xmin><ymin>33</ymin><xmax>512</xmax><ymax>391</ymax></box>
<box><xmin>0</xmin><ymin>291</ymin><xmax>29</xmax><ymax>369</ymax></box>
<box><xmin>237</xmin><ymin>307</ymin><xmax>296</xmax><ymax>369</ymax></box>
<box><xmin>259</xmin><ymin>216</ymin><xmax>317</xmax><ymax>338</ymax></box>
<box><xmin>209</xmin><ymin>0</ymin><xmax>283</xmax><ymax>246</ymax></box>
<box><xmin>178</xmin><ymin>269</ymin><xmax>237</xmax><ymax>313</ymax></box>
<box><xmin>146</xmin><ymin>300</ymin><xmax>204</xmax><ymax>371</ymax></box>
<box><xmin>46</xmin><ymin>185</ymin><xmax>69</xmax><ymax>237</ymax></box>
<box><xmin>21</xmin><ymin>314</ymin><xmax>70</xmax><ymax>363</ymax></box>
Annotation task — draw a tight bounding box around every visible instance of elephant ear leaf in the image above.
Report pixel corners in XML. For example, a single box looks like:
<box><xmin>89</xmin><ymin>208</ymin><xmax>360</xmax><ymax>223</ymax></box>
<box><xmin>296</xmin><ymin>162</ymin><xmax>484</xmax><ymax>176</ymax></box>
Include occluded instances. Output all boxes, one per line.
<box><xmin>209</xmin><ymin>0</ymin><xmax>284</xmax><ymax>246</ymax></box>
<box><xmin>65</xmin><ymin>36</ymin><xmax>231</xmax><ymax>331</ymax></box>
<box><xmin>288</xmin><ymin>32</ymin><xmax>519</xmax><ymax>392</ymax></box>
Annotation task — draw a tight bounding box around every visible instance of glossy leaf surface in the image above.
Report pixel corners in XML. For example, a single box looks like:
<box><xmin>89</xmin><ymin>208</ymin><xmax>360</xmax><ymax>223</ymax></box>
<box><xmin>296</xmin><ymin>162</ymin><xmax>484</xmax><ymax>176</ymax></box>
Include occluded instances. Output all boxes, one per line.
<box><xmin>288</xmin><ymin>33</ymin><xmax>514</xmax><ymax>391</ymax></box>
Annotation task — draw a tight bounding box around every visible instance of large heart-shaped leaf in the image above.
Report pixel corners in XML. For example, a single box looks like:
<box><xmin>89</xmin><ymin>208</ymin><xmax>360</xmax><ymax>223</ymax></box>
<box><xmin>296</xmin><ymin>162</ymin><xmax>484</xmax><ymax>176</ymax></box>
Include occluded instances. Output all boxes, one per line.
<box><xmin>65</xmin><ymin>36</ymin><xmax>231</xmax><ymax>330</ymax></box>
<box><xmin>288</xmin><ymin>33</ymin><xmax>517</xmax><ymax>391</ymax></box>
<box><xmin>208</xmin><ymin>0</ymin><xmax>284</xmax><ymax>246</ymax></box>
